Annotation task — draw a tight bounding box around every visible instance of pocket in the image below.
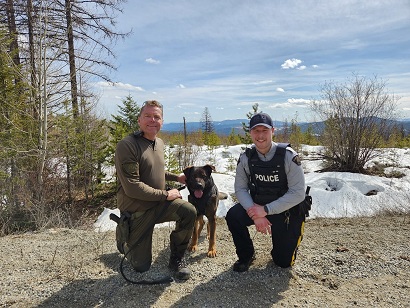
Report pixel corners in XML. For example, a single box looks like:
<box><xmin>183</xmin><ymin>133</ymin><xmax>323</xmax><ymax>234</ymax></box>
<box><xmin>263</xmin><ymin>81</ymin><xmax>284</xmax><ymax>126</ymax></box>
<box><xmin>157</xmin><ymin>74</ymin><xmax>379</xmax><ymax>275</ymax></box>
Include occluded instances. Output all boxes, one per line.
<box><xmin>116</xmin><ymin>218</ymin><xmax>130</xmax><ymax>243</ymax></box>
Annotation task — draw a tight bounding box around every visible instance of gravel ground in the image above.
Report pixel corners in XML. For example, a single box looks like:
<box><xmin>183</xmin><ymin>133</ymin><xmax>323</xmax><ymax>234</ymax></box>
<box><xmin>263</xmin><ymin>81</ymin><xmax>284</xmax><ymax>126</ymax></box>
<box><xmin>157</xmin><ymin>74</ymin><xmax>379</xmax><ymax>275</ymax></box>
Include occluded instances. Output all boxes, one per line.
<box><xmin>1</xmin><ymin>214</ymin><xmax>409</xmax><ymax>308</ymax></box>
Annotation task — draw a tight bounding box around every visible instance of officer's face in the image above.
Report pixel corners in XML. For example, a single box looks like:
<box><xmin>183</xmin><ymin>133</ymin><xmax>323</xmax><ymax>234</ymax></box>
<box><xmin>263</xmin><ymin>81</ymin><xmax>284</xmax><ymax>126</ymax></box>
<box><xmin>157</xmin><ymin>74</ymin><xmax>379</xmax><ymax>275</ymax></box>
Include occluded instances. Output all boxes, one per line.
<box><xmin>138</xmin><ymin>105</ymin><xmax>163</xmax><ymax>140</ymax></box>
<box><xmin>250</xmin><ymin>125</ymin><xmax>274</xmax><ymax>154</ymax></box>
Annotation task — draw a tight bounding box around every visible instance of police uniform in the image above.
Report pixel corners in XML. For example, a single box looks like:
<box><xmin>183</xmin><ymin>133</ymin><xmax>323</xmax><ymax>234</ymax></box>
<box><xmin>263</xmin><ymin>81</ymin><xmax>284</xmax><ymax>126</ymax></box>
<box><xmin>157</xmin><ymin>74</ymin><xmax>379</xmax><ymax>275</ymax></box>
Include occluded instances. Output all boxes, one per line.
<box><xmin>226</xmin><ymin>141</ymin><xmax>306</xmax><ymax>268</ymax></box>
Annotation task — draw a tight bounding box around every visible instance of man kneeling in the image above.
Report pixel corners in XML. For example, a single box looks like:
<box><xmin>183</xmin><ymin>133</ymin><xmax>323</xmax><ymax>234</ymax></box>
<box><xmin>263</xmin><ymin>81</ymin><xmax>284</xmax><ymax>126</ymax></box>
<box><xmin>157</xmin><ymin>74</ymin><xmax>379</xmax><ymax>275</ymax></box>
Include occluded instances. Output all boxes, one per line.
<box><xmin>114</xmin><ymin>100</ymin><xmax>196</xmax><ymax>280</ymax></box>
<box><xmin>226</xmin><ymin>113</ymin><xmax>307</xmax><ymax>272</ymax></box>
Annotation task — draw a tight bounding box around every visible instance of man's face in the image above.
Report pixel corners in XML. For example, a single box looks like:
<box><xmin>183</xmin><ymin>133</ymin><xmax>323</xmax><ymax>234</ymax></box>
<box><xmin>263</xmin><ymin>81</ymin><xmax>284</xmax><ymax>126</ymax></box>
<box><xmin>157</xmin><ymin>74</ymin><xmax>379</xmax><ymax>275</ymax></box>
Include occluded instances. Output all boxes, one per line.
<box><xmin>137</xmin><ymin>105</ymin><xmax>163</xmax><ymax>140</ymax></box>
<box><xmin>250</xmin><ymin>125</ymin><xmax>274</xmax><ymax>153</ymax></box>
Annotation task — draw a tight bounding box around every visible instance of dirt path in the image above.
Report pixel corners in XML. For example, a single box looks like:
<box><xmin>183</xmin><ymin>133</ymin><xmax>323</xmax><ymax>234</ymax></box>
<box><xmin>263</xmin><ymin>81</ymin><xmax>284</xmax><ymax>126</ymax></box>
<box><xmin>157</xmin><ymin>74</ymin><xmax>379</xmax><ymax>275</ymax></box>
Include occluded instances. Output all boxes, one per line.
<box><xmin>1</xmin><ymin>214</ymin><xmax>409</xmax><ymax>307</ymax></box>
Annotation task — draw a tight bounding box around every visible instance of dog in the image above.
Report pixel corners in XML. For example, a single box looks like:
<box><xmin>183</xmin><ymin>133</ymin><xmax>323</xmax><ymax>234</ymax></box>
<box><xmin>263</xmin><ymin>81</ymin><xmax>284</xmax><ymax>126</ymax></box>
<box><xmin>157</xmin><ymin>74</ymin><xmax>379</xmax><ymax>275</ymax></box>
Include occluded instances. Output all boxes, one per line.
<box><xmin>183</xmin><ymin>165</ymin><xmax>228</xmax><ymax>257</ymax></box>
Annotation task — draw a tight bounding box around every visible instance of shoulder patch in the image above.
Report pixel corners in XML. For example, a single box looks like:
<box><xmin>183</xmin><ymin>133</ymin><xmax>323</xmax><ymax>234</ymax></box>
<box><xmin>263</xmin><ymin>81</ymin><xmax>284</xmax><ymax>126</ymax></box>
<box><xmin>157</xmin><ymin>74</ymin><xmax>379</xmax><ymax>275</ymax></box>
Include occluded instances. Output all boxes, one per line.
<box><xmin>292</xmin><ymin>155</ymin><xmax>301</xmax><ymax>166</ymax></box>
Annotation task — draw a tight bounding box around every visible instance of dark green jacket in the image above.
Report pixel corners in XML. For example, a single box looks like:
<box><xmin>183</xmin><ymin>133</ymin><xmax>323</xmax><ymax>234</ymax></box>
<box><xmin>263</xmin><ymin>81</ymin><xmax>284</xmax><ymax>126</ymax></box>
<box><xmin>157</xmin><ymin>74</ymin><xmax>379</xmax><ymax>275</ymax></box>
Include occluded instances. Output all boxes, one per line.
<box><xmin>115</xmin><ymin>133</ymin><xmax>178</xmax><ymax>213</ymax></box>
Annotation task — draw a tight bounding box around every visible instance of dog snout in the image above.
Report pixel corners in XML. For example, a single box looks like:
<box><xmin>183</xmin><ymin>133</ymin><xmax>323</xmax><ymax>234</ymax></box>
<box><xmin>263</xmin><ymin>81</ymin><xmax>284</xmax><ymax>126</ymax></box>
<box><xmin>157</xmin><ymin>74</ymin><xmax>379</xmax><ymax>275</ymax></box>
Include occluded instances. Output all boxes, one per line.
<box><xmin>193</xmin><ymin>180</ymin><xmax>204</xmax><ymax>190</ymax></box>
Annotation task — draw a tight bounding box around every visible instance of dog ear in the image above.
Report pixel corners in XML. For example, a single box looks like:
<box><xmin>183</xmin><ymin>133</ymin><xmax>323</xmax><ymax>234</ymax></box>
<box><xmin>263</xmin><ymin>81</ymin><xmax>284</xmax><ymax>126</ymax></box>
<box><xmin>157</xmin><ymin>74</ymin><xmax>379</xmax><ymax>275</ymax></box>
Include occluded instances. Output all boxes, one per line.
<box><xmin>203</xmin><ymin>165</ymin><xmax>215</xmax><ymax>176</ymax></box>
<box><xmin>183</xmin><ymin>166</ymin><xmax>193</xmax><ymax>178</ymax></box>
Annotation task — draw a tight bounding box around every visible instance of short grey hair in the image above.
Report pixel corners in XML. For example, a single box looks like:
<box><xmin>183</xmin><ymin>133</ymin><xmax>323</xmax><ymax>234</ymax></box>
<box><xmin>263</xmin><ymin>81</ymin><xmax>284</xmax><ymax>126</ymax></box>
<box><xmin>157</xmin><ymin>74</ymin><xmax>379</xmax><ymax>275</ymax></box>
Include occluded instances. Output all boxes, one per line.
<box><xmin>139</xmin><ymin>100</ymin><xmax>163</xmax><ymax>116</ymax></box>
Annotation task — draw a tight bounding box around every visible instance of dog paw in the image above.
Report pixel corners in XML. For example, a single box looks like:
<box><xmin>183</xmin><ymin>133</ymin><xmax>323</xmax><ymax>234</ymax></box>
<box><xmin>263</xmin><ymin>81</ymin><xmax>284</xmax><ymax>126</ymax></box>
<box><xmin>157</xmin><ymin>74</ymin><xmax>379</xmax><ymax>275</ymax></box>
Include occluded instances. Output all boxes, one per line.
<box><xmin>188</xmin><ymin>245</ymin><xmax>198</xmax><ymax>252</ymax></box>
<box><xmin>207</xmin><ymin>250</ymin><xmax>217</xmax><ymax>258</ymax></box>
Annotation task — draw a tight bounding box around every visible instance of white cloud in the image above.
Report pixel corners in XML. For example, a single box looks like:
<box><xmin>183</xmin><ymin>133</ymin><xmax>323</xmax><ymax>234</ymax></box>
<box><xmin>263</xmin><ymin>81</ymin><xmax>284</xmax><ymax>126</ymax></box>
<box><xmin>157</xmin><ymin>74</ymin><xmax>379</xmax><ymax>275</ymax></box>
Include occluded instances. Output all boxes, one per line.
<box><xmin>95</xmin><ymin>81</ymin><xmax>144</xmax><ymax>92</ymax></box>
<box><xmin>254</xmin><ymin>80</ymin><xmax>274</xmax><ymax>85</ymax></box>
<box><xmin>145</xmin><ymin>57</ymin><xmax>160</xmax><ymax>64</ymax></box>
<box><xmin>276</xmin><ymin>87</ymin><xmax>285</xmax><ymax>92</ymax></box>
<box><xmin>281</xmin><ymin>58</ymin><xmax>302</xmax><ymax>69</ymax></box>
<box><xmin>178</xmin><ymin>84</ymin><xmax>186</xmax><ymax>89</ymax></box>
<box><xmin>297</xmin><ymin>65</ymin><xmax>306</xmax><ymax>70</ymax></box>
<box><xmin>400</xmin><ymin>95</ymin><xmax>410</xmax><ymax>114</ymax></box>
<box><xmin>95</xmin><ymin>81</ymin><xmax>112</xmax><ymax>88</ymax></box>
<box><xmin>178</xmin><ymin>102</ymin><xmax>197</xmax><ymax>107</ymax></box>
<box><xmin>114</xmin><ymin>82</ymin><xmax>145</xmax><ymax>91</ymax></box>
<box><xmin>287</xmin><ymin>98</ymin><xmax>311</xmax><ymax>107</ymax></box>
<box><xmin>312</xmin><ymin>65</ymin><xmax>319</xmax><ymax>68</ymax></box>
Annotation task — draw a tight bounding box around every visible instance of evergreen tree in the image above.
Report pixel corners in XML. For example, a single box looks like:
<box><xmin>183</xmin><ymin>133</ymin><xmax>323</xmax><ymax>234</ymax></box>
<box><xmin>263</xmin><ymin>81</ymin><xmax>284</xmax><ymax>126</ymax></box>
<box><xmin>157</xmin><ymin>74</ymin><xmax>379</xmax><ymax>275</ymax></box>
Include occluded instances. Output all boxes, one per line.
<box><xmin>241</xmin><ymin>103</ymin><xmax>260</xmax><ymax>144</ymax></box>
<box><xmin>200</xmin><ymin>107</ymin><xmax>215</xmax><ymax>145</ymax></box>
<box><xmin>227</xmin><ymin>128</ymin><xmax>242</xmax><ymax>145</ymax></box>
<box><xmin>0</xmin><ymin>29</ymin><xmax>31</xmax><ymax>208</ymax></box>
<box><xmin>289</xmin><ymin>118</ymin><xmax>302</xmax><ymax>152</ymax></box>
<box><xmin>107</xmin><ymin>95</ymin><xmax>141</xmax><ymax>163</ymax></box>
<box><xmin>302</xmin><ymin>124</ymin><xmax>319</xmax><ymax>145</ymax></box>
<box><xmin>201</xmin><ymin>107</ymin><xmax>214</xmax><ymax>133</ymax></box>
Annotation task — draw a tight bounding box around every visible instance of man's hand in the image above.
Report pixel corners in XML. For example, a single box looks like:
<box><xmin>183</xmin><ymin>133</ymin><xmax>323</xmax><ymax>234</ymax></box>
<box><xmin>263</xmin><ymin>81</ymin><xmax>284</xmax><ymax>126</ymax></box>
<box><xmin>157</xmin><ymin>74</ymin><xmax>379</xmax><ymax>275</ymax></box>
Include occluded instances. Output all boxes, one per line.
<box><xmin>166</xmin><ymin>188</ymin><xmax>182</xmax><ymax>201</ymax></box>
<box><xmin>247</xmin><ymin>204</ymin><xmax>266</xmax><ymax>220</ymax></box>
<box><xmin>247</xmin><ymin>205</ymin><xmax>271</xmax><ymax>234</ymax></box>
<box><xmin>253</xmin><ymin>217</ymin><xmax>272</xmax><ymax>235</ymax></box>
<box><xmin>176</xmin><ymin>173</ymin><xmax>186</xmax><ymax>184</ymax></box>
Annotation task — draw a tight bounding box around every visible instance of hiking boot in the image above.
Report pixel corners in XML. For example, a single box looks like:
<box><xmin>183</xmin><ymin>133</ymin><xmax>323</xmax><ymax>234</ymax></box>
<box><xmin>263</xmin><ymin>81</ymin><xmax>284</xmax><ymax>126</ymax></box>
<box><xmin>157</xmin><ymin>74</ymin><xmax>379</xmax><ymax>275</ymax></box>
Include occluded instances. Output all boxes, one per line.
<box><xmin>233</xmin><ymin>255</ymin><xmax>256</xmax><ymax>272</ymax></box>
<box><xmin>168</xmin><ymin>256</ymin><xmax>191</xmax><ymax>280</ymax></box>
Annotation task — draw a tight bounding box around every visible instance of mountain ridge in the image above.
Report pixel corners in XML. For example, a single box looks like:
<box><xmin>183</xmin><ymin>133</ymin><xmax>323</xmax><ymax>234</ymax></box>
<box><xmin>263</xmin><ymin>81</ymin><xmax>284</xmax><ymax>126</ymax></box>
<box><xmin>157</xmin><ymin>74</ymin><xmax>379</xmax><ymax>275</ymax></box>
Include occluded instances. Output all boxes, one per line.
<box><xmin>162</xmin><ymin>118</ymin><xmax>410</xmax><ymax>136</ymax></box>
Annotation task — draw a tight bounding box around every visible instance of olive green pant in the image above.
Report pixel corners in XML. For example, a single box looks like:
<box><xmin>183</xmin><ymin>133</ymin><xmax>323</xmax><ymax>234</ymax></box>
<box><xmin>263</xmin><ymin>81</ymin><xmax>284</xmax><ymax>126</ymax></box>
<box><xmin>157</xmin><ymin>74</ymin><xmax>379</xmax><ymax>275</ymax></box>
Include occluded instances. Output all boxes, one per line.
<box><xmin>121</xmin><ymin>199</ymin><xmax>196</xmax><ymax>272</ymax></box>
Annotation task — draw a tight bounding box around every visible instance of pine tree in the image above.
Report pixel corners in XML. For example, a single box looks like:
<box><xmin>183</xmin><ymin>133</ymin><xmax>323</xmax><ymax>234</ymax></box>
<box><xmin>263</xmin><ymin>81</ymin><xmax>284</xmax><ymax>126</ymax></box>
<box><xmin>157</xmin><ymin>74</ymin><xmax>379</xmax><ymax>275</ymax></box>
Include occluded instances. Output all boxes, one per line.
<box><xmin>107</xmin><ymin>95</ymin><xmax>141</xmax><ymax>163</ymax></box>
<box><xmin>200</xmin><ymin>107</ymin><xmax>215</xmax><ymax>145</ymax></box>
<box><xmin>240</xmin><ymin>103</ymin><xmax>260</xmax><ymax>144</ymax></box>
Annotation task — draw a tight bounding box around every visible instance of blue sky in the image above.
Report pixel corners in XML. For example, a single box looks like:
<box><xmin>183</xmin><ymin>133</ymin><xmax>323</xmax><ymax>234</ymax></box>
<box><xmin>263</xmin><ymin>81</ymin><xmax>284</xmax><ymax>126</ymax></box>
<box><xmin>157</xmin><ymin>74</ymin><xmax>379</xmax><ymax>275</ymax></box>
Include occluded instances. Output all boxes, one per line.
<box><xmin>94</xmin><ymin>0</ymin><xmax>410</xmax><ymax>123</ymax></box>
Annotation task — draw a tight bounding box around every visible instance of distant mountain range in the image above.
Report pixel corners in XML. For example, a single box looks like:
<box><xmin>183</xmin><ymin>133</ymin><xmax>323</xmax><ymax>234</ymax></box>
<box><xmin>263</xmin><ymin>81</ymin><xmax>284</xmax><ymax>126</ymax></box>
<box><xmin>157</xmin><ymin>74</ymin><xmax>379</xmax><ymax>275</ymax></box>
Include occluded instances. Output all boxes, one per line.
<box><xmin>162</xmin><ymin>119</ymin><xmax>246</xmax><ymax>135</ymax></box>
<box><xmin>162</xmin><ymin>118</ymin><xmax>410</xmax><ymax>136</ymax></box>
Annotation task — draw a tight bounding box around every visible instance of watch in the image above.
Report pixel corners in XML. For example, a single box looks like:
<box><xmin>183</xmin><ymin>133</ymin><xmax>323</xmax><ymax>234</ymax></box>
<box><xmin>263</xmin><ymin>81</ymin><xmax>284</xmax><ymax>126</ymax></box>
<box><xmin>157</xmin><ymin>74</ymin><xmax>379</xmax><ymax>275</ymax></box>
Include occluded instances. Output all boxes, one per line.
<box><xmin>263</xmin><ymin>205</ymin><xmax>269</xmax><ymax>215</ymax></box>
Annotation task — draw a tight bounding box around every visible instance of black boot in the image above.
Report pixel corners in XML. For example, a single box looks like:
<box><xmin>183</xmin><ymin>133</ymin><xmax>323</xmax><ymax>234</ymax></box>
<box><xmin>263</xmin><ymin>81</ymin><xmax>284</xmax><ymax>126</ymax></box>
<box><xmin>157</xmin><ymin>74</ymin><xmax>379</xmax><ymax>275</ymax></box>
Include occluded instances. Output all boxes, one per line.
<box><xmin>233</xmin><ymin>254</ymin><xmax>256</xmax><ymax>272</ymax></box>
<box><xmin>168</xmin><ymin>255</ymin><xmax>191</xmax><ymax>280</ymax></box>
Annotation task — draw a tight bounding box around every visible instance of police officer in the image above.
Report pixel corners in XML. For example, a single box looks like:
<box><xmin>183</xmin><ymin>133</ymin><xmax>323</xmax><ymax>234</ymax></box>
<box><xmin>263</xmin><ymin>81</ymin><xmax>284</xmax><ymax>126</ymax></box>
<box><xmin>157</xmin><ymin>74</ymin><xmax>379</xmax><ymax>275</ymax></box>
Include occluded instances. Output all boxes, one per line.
<box><xmin>225</xmin><ymin>112</ymin><xmax>306</xmax><ymax>272</ymax></box>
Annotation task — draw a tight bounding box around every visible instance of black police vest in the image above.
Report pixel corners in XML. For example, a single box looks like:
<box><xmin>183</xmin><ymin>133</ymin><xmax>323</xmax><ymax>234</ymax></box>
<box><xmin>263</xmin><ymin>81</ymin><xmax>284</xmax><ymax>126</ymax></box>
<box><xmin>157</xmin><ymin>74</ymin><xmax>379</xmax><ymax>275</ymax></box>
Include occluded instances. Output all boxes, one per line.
<box><xmin>246</xmin><ymin>143</ymin><xmax>289</xmax><ymax>205</ymax></box>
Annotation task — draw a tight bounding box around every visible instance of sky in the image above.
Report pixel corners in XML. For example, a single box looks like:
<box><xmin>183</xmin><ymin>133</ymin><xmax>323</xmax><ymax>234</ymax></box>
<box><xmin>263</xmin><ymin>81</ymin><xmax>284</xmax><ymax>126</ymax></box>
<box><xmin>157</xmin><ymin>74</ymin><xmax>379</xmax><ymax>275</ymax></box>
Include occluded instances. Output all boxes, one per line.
<box><xmin>94</xmin><ymin>144</ymin><xmax>410</xmax><ymax>232</ymax></box>
<box><xmin>93</xmin><ymin>0</ymin><xmax>410</xmax><ymax>124</ymax></box>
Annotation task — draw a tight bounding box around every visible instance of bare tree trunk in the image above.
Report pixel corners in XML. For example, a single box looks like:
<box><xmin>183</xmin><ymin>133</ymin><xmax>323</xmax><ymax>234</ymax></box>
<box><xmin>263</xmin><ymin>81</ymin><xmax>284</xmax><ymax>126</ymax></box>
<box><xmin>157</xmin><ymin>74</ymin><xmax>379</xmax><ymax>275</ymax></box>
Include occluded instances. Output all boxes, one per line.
<box><xmin>26</xmin><ymin>0</ymin><xmax>42</xmax><ymax>204</ymax></box>
<box><xmin>65</xmin><ymin>0</ymin><xmax>79</xmax><ymax>118</ymax></box>
<box><xmin>5</xmin><ymin>0</ymin><xmax>20</xmax><ymax>207</ymax></box>
<box><xmin>6</xmin><ymin>0</ymin><xmax>20</xmax><ymax>68</ymax></box>
<box><xmin>27</xmin><ymin>0</ymin><xmax>39</xmax><ymax>121</ymax></box>
<box><xmin>37</xmin><ymin>24</ymin><xmax>48</xmax><ymax>204</ymax></box>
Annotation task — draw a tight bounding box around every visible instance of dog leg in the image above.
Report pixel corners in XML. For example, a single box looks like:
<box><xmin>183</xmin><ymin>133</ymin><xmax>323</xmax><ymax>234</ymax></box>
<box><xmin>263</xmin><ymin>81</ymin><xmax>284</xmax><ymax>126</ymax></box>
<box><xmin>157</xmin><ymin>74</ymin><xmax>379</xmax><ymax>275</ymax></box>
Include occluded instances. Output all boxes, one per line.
<box><xmin>197</xmin><ymin>215</ymin><xmax>205</xmax><ymax>235</ymax></box>
<box><xmin>188</xmin><ymin>216</ymin><xmax>202</xmax><ymax>252</ymax></box>
<box><xmin>206</xmin><ymin>215</ymin><xmax>217</xmax><ymax>258</ymax></box>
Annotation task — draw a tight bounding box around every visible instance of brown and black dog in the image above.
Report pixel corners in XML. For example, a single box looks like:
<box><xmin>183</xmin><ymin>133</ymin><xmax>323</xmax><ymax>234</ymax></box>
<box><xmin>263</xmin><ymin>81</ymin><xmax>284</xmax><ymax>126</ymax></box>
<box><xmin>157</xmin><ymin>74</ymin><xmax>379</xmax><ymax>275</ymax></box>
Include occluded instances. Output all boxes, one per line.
<box><xmin>183</xmin><ymin>165</ymin><xmax>228</xmax><ymax>257</ymax></box>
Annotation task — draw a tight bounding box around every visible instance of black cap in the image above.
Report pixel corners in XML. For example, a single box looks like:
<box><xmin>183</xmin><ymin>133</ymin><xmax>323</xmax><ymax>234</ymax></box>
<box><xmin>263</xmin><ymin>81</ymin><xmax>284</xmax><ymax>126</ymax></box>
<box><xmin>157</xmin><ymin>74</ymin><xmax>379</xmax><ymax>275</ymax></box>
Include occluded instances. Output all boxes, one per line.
<box><xmin>249</xmin><ymin>113</ymin><xmax>273</xmax><ymax>130</ymax></box>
